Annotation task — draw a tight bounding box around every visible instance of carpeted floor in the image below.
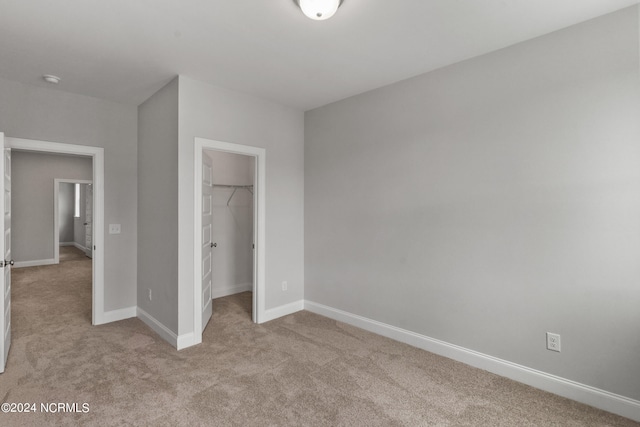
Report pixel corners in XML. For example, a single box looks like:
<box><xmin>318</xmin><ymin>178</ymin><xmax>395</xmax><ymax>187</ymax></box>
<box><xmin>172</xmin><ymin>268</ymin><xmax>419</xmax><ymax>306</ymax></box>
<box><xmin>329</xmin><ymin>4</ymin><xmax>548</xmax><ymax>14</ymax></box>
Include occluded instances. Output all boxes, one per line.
<box><xmin>58</xmin><ymin>246</ymin><xmax>90</xmax><ymax>263</ymax></box>
<box><xmin>0</xmin><ymin>246</ymin><xmax>637</xmax><ymax>426</ymax></box>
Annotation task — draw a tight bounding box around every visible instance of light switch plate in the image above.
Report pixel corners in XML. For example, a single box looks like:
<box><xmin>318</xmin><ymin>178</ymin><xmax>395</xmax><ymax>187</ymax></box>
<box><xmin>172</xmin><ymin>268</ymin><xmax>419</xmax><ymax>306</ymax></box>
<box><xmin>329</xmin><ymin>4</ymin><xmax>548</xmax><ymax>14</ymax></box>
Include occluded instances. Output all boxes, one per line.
<box><xmin>109</xmin><ymin>224</ymin><xmax>121</xmax><ymax>234</ymax></box>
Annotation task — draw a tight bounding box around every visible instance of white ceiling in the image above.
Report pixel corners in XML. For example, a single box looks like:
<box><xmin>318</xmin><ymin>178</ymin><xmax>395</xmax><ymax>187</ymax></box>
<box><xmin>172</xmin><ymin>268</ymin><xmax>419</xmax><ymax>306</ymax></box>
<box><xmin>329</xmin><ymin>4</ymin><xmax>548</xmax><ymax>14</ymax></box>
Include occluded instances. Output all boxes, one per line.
<box><xmin>0</xmin><ymin>0</ymin><xmax>637</xmax><ymax>111</ymax></box>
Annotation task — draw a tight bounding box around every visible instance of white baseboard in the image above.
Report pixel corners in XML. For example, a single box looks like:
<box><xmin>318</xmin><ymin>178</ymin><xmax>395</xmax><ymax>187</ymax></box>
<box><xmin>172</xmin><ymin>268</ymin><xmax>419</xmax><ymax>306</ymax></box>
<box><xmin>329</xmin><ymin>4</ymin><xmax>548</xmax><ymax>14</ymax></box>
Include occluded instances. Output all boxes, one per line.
<box><xmin>13</xmin><ymin>258</ymin><xmax>56</xmax><ymax>268</ymax></box>
<box><xmin>261</xmin><ymin>300</ymin><xmax>304</xmax><ymax>323</ymax></box>
<box><xmin>137</xmin><ymin>299</ymin><xmax>303</xmax><ymax>350</ymax></box>
<box><xmin>95</xmin><ymin>306</ymin><xmax>136</xmax><ymax>325</ymax></box>
<box><xmin>211</xmin><ymin>282</ymin><xmax>252</xmax><ymax>300</ymax></box>
<box><xmin>177</xmin><ymin>332</ymin><xmax>196</xmax><ymax>351</ymax></box>
<box><xmin>73</xmin><ymin>242</ymin><xmax>88</xmax><ymax>252</ymax></box>
<box><xmin>304</xmin><ymin>301</ymin><xmax>640</xmax><ymax>423</ymax></box>
<box><xmin>59</xmin><ymin>242</ymin><xmax>74</xmax><ymax>247</ymax></box>
<box><xmin>137</xmin><ymin>307</ymin><xmax>178</xmax><ymax>348</ymax></box>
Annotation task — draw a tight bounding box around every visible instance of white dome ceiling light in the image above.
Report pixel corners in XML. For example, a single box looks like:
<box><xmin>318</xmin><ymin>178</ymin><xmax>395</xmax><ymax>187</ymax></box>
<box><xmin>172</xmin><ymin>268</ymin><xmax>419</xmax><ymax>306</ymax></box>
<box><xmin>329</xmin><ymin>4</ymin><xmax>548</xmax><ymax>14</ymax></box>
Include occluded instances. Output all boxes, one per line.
<box><xmin>43</xmin><ymin>74</ymin><xmax>61</xmax><ymax>84</ymax></box>
<box><xmin>298</xmin><ymin>0</ymin><xmax>343</xmax><ymax>21</ymax></box>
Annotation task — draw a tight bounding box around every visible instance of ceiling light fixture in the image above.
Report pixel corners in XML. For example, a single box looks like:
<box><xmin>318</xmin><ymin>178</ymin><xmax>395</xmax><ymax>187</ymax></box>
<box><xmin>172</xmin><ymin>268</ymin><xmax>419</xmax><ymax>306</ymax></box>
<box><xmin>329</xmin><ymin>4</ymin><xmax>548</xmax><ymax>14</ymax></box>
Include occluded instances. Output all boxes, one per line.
<box><xmin>43</xmin><ymin>74</ymin><xmax>61</xmax><ymax>84</ymax></box>
<box><xmin>298</xmin><ymin>0</ymin><xmax>342</xmax><ymax>21</ymax></box>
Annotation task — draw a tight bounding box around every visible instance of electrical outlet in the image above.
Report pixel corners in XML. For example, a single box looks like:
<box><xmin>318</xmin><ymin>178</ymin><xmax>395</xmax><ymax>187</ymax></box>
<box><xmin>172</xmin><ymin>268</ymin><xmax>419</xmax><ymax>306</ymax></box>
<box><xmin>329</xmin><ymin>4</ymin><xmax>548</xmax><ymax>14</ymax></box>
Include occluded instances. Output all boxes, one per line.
<box><xmin>109</xmin><ymin>224</ymin><xmax>121</xmax><ymax>234</ymax></box>
<box><xmin>546</xmin><ymin>332</ymin><xmax>561</xmax><ymax>352</ymax></box>
<box><xmin>148</xmin><ymin>289</ymin><xmax>152</xmax><ymax>301</ymax></box>
<box><xmin>282</xmin><ymin>281</ymin><xmax>288</xmax><ymax>291</ymax></box>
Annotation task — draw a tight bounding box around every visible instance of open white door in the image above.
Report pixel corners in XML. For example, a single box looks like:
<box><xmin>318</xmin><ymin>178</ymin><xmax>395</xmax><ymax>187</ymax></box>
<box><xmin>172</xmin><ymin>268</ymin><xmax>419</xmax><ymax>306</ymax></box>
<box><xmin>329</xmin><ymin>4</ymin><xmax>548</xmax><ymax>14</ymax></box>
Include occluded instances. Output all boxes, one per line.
<box><xmin>0</xmin><ymin>133</ymin><xmax>12</xmax><ymax>373</ymax></box>
<box><xmin>201</xmin><ymin>154</ymin><xmax>214</xmax><ymax>332</ymax></box>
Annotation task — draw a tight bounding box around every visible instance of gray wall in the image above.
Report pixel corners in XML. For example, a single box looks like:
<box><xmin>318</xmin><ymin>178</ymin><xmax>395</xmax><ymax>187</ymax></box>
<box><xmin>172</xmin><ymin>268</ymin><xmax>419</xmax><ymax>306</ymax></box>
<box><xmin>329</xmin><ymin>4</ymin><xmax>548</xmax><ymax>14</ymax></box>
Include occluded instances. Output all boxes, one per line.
<box><xmin>12</xmin><ymin>152</ymin><xmax>91</xmax><ymax>262</ymax></box>
<box><xmin>178</xmin><ymin>76</ymin><xmax>305</xmax><ymax>335</ymax></box>
<box><xmin>58</xmin><ymin>182</ymin><xmax>74</xmax><ymax>243</ymax></box>
<box><xmin>304</xmin><ymin>7</ymin><xmax>640</xmax><ymax>401</ymax></box>
<box><xmin>137</xmin><ymin>77</ymin><xmax>179</xmax><ymax>333</ymax></box>
<box><xmin>0</xmin><ymin>76</ymin><xmax>138</xmax><ymax>312</ymax></box>
<box><xmin>206</xmin><ymin>150</ymin><xmax>254</xmax><ymax>297</ymax></box>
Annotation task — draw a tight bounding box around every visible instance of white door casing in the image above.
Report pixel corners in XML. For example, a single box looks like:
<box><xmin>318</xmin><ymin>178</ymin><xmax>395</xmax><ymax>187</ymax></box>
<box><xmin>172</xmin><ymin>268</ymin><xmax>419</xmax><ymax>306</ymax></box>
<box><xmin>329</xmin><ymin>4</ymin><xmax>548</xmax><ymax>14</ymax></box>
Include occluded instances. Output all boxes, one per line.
<box><xmin>201</xmin><ymin>154</ymin><xmax>214</xmax><ymax>332</ymax></box>
<box><xmin>85</xmin><ymin>184</ymin><xmax>93</xmax><ymax>258</ymax></box>
<box><xmin>0</xmin><ymin>133</ymin><xmax>11</xmax><ymax>373</ymax></box>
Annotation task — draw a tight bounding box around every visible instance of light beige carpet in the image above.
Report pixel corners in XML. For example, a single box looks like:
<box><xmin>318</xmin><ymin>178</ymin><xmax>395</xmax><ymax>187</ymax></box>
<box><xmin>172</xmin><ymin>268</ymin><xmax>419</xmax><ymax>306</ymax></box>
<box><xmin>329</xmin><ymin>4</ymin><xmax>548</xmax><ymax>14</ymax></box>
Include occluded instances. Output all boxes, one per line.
<box><xmin>0</xmin><ymin>246</ymin><xmax>637</xmax><ymax>426</ymax></box>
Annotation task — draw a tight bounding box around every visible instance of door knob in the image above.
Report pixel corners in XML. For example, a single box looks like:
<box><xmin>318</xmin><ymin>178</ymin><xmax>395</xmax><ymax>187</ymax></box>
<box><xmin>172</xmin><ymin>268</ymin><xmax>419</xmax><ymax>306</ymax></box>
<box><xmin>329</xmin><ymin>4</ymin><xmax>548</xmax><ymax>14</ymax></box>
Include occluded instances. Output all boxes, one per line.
<box><xmin>211</xmin><ymin>242</ymin><xmax>217</xmax><ymax>248</ymax></box>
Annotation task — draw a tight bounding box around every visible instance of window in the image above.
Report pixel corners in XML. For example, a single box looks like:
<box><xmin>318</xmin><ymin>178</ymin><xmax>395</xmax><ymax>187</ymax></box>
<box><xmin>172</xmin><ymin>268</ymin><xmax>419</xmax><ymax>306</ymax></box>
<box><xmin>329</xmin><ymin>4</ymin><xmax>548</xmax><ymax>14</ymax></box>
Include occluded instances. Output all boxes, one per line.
<box><xmin>74</xmin><ymin>183</ymin><xmax>80</xmax><ymax>218</ymax></box>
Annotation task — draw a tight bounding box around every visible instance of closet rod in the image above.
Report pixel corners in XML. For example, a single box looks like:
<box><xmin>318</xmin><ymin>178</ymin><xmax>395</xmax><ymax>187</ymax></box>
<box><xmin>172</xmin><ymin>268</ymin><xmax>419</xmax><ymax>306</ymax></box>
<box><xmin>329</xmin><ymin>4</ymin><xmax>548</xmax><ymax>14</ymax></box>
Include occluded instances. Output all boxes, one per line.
<box><xmin>212</xmin><ymin>184</ymin><xmax>254</xmax><ymax>206</ymax></box>
<box><xmin>212</xmin><ymin>184</ymin><xmax>253</xmax><ymax>189</ymax></box>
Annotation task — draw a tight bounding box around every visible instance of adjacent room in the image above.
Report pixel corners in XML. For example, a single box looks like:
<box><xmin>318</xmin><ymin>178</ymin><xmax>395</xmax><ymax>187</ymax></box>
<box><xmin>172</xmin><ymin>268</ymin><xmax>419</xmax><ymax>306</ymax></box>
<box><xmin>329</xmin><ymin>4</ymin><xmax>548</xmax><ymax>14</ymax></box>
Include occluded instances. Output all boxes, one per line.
<box><xmin>0</xmin><ymin>1</ymin><xmax>638</xmax><ymax>425</ymax></box>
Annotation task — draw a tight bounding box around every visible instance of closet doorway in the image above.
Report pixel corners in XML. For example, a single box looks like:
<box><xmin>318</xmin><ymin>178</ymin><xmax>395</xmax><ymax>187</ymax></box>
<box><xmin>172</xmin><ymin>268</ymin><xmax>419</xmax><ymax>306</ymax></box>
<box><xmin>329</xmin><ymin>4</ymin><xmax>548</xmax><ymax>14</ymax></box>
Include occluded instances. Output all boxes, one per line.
<box><xmin>194</xmin><ymin>138</ymin><xmax>266</xmax><ymax>343</ymax></box>
<box><xmin>203</xmin><ymin>150</ymin><xmax>254</xmax><ymax>332</ymax></box>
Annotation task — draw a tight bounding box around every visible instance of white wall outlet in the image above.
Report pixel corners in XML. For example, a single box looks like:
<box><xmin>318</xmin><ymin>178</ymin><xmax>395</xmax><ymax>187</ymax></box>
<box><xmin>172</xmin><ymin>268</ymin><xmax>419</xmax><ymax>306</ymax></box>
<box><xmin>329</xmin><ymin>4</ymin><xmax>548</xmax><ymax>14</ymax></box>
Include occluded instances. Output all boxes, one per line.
<box><xmin>282</xmin><ymin>281</ymin><xmax>288</xmax><ymax>291</ymax></box>
<box><xmin>109</xmin><ymin>224</ymin><xmax>121</xmax><ymax>234</ymax></box>
<box><xmin>148</xmin><ymin>289</ymin><xmax>152</xmax><ymax>301</ymax></box>
<box><xmin>546</xmin><ymin>332</ymin><xmax>561</xmax><ymax>352</ymax></box>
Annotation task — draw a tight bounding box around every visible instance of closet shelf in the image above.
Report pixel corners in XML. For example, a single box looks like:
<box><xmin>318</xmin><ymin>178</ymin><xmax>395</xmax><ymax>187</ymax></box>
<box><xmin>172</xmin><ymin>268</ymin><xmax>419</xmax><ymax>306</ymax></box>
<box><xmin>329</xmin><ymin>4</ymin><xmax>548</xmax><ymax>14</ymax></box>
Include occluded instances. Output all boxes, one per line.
<box><xmin>212</xmin><ymin>184</ymin><xmax>254</xmax><ymax>206</ymax></box>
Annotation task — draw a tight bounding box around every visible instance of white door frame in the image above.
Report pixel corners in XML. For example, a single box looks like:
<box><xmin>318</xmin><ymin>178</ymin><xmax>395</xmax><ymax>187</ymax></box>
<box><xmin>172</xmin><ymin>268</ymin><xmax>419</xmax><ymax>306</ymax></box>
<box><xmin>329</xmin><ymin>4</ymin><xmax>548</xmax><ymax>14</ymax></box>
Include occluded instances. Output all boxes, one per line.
<box><xmin>53</xmin><ymin>179</ymin><xmax>93</xmax><ymax>264</ymax></box>
<box><xmin>194</xmin><ymin>137</ymin><xmax>266</xmax><ymax>343</ymax></box>
<box><xmin>6</xmin><ymin>137</ymin><xmax>105</xmax><ymax>325</ymax></box>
